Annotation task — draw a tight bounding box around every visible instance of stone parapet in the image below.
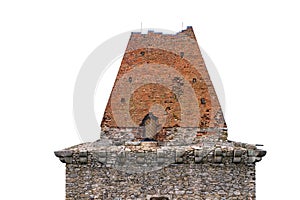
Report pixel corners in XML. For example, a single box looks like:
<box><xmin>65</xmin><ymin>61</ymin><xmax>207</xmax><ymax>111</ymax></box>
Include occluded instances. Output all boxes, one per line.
<box><xmin>55</xmin><ymin>140</ymin><xmax>266</xmax><ymax>174</ymax></box>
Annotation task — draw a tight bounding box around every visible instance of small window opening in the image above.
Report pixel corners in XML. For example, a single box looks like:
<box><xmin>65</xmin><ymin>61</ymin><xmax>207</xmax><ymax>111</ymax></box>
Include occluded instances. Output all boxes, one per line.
<box><xmin>180</xmin><ymin>52</ymin><xmax>184</xmax><ymax>58</ymax></box>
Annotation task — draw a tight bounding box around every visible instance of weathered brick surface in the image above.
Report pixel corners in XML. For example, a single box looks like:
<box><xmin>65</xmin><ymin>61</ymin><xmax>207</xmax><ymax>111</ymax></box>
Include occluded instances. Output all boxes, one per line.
<box><xmin>101</xmin><ymin>27</ymin><xmax>226</xmax><ymax>140</ymax></box>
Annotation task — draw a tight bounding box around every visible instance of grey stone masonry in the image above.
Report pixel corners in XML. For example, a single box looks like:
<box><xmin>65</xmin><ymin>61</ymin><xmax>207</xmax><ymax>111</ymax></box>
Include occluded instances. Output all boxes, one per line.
<box><xmin>55</xmin><ymin>139</ymin><xmax>265</xmax><ymax>199</ymax></box>
<box><xmin>55</xmin><ymin>141</ymin><xmax>266</xmax><ymax>168</ymax></box>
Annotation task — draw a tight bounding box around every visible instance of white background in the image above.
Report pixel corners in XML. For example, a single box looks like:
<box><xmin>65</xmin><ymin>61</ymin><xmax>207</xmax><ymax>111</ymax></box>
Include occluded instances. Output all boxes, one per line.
<box><xmin>1</xmin><ymin>0</ymin><xmax>300</xmax><ymax>199</ymax></box>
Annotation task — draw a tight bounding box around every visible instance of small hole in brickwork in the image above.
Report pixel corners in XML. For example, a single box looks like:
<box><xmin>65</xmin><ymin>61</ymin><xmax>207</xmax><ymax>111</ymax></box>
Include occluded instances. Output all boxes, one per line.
<box><xmin>165</xmin><ymin>107</ymin><xmax>171</xmax><ymax>111</ymax></box>
<box><xmin>140</xmin><ymin>51</ymin><xmax>145</xmax><ymax>56</ymax></box>
<box><xmin>121</xmin><ymin>98</ymin><xmax>125</xmax><ymax>103</ymax></box>
<box><xmin>180</xmin><ymin>52</ymin><xmax>184</xmax><ymax>58</ymax></box>
<box><xmin>192</xmin><ymin>78</ymin><xmax>197</xmax><ymax>83</ymax></box>
<box><xmin>128</xmin><ymin>77</ymin><xmax>132</xmax><ymax>83</ymax></box>
<box><xmin>201</xmin><ymin>98</ymin><xmax>206</xmax><ymax>104</ymax></box>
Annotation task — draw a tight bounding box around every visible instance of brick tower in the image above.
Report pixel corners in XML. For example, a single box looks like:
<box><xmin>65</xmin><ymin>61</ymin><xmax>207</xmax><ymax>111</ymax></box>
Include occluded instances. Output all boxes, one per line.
<box><xmin>55</xmin><ymin>27</ymin><xmax>266</xmax><ymax>199</ymax></box>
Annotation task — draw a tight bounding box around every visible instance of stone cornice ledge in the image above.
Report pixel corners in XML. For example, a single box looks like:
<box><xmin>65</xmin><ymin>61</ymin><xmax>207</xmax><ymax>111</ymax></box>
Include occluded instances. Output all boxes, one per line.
<box><xmin>54</xmin><ymin>141</ymin><xmax>266</xmax><ymax>166</ymax></box>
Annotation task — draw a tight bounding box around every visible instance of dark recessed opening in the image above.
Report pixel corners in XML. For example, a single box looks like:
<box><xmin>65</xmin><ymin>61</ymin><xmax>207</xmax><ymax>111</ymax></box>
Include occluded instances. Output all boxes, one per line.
<box><xmin>141</xmin><ymin>138</ymin><xmax>156</xmax><ymax>142</ymax></box>
<box><xmin>180</xmin><ymin>52</ymin><xmax>184</xmax><ymax>58</ymax></box>
<box><xmin>128</xmin><ymin>77</ymin><xmax>132</xmax><ymax>83</ymax></box>
<box><xmin>140</xmin><ymin>51</ymin><xmax>145</xmax><ymax>56</ymax></box>
<box><xmin>192</xmin><ymin>78</ymin><xmax>197</xmax><ymax>83</ymax></box>
<box><xmin>150</xmin><ymin>197</ymin><xmax>169</xmax><ymax>200</ymax></box>
<box><xmin>201</xmin><ymin>98</ymin><xmax>206</xmax><ymax>104</ymax></box>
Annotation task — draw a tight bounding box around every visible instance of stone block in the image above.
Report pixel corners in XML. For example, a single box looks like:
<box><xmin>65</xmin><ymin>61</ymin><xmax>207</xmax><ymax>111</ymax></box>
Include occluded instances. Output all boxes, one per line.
<box><xmin>215</xmin><ymin>148</ymin><xmax>222</xmax><ymax>156</ymax></box>
<box><xmin>79</xmin><ymin>157</ymin><xmax>88</xmax><ymax>164</ymax></box>
<box><xmin>195</xmin><ymin>156</ymin><xmax>202</xmax><ymax>163</ymax></box>
<box><xmin>98</xmin><ymin>157</ymin><xmax>106</xmax><ymax>163</ymax></box>
<box><xmin>96</xmin><ymin>151</ymin><xmax>107</xmax><ymax>157</ymax></box>
<box><xmin>232</xmin><ymin>157</ymin><xmax>241</xmax><ymax>163</ymax></box>
<box><xmin>79</xmin><ymin>151</ymin><xmax>88</xmax><ymax>157</ymax></box>
<box><xmin>136</xmin><ymin>157</ymin><xmax>145</xmax><ymax>164</ymax></box>
<box><xmin>214</xmin><ymin>156</ymin><xmax>222</xmax><ymax>163</ymax></box>
<box><xmin>157</xmin><ymin>150</ymin><xmax>165</xmax><ymax>158</ymax></box>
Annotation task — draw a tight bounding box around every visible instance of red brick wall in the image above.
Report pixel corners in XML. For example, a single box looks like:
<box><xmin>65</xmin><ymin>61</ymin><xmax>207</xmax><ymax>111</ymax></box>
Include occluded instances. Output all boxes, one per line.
<box><xmin>101</xmin><ymin>27</ymin><xmax>226</xmax><ymax>133</ymax></box>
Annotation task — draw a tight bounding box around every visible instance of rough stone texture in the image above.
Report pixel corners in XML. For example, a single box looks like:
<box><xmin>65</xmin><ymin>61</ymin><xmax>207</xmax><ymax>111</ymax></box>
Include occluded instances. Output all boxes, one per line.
<box><xmin>55</xmin><ymin>140</ymin><xmax>265</xmax><ymax>199</ymax></box>
<box><xmin>65</xmin><ymin>163</ymin><xmax>256</xmax><ymax>200</ymax></box>
<box><xmin>55</xmin><ymin>26</ymin><xmax>266</xmax><ymax>199</ymax></box>
<box><xmin>99</xmin><ymin>127</ymin><xmax>227</xmax><ymax>146</ymax></box>
<box><xmin>55</xmin><ymin>140</ymin><xmax>266</xmax><ymax>171</ymax></box>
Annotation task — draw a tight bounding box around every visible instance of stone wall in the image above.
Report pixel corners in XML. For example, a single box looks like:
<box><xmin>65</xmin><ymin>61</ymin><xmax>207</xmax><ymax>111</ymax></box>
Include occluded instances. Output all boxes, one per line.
<box><xmin>55</xmin><ymin>139</ymin><xmax>265</xmax><ymax>200</ymax></box>
<box><xmin>65</xmin><ymin>162</ymin><xmax>256</xmax><ymax>200</ymax></box>
<box><xmin>99</xmin><ymin>127</ymin><xmax>227</xmax><ymax>146</ymax></box>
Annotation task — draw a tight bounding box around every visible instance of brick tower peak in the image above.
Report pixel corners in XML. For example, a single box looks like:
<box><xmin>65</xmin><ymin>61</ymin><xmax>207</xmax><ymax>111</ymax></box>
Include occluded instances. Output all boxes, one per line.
<box><xmin>101</xmin><ymin>26</ymin><xmax>227</xmax><ymax>143</ymax></box>
<box><xmin>179</xmin><ymin>26</ymin><xmax>197</xmax><ymax>40</ymax></box>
